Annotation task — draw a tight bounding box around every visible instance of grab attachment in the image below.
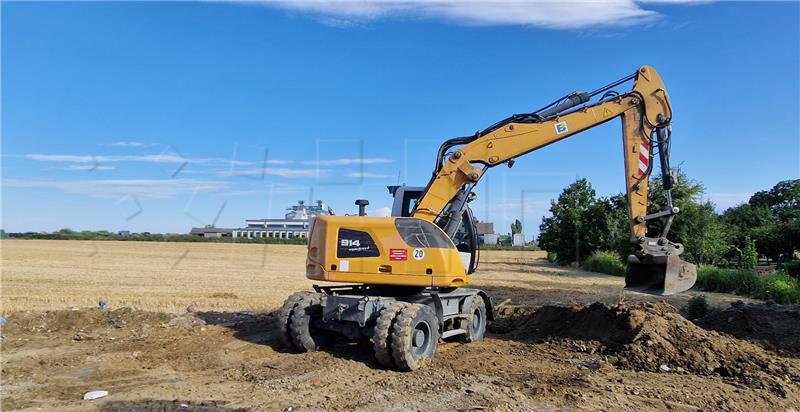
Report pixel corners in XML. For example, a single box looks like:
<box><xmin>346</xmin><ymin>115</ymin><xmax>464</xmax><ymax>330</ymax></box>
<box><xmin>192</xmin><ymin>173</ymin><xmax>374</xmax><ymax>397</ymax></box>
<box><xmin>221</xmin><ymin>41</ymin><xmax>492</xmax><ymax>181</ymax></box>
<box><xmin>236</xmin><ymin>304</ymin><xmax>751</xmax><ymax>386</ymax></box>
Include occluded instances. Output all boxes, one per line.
<box><xmin>625</xmin><ymin>239</ymin><xmax>697</xmax><ymax>296</ymax></box>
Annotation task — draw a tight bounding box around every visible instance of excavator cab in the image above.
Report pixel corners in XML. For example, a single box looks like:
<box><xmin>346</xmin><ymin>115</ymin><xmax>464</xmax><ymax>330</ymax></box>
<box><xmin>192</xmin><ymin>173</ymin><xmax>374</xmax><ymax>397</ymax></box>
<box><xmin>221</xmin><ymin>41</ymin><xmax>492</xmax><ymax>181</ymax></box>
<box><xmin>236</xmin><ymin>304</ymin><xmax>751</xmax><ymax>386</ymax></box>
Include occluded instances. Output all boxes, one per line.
<box><xmin>388</xmin><ymin>185</ymin><xmax>479</xmax><ymax>274</ymax></box>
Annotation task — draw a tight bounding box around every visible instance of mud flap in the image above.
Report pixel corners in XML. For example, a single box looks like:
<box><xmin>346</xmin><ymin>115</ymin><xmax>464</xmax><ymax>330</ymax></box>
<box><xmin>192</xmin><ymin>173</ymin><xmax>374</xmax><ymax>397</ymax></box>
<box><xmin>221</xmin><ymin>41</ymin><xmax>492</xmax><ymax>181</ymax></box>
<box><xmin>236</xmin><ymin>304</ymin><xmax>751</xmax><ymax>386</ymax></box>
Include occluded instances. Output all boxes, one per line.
<box><xmin>625</xmin><ymin>254</ymin><xmax>697</xmax><ymax>296</ymax></box>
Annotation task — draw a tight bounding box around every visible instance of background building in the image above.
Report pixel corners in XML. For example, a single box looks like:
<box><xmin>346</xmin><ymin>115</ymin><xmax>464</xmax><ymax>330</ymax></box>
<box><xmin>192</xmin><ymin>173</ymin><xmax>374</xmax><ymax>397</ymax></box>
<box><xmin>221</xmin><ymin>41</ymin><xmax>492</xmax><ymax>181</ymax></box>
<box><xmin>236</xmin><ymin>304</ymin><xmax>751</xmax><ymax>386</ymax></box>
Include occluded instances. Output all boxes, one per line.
<box><xmin>476</xmin><ymin>222</ymin><xmax>498</xmax><ymax>245</ymax></box>
<box><xmin>190</xmin><ymin>200</ymin><xmax>332</xmax><ymax>239</ymax></box>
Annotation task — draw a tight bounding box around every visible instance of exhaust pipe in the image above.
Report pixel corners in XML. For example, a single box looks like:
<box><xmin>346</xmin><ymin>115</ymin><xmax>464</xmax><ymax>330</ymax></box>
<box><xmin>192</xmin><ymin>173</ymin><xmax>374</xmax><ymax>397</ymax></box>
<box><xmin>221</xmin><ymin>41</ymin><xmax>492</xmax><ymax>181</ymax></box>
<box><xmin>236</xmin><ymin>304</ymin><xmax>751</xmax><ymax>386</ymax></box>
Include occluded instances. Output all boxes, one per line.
<box><xmin>625</xmin><ymin>253</ymin><xmax>697</xmax><ymax>296</ymax></box>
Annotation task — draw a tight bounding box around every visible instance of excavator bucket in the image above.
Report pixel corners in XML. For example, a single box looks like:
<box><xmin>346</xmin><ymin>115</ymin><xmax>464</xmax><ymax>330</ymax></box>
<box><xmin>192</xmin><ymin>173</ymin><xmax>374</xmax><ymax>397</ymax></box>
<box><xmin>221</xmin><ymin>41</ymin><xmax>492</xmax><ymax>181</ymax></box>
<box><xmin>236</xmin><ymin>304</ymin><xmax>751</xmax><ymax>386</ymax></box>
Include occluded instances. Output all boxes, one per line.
<box><xmin>625</xmin><ymin>254</ymin><xmax>697</xmax><ymax>296</ymax></box>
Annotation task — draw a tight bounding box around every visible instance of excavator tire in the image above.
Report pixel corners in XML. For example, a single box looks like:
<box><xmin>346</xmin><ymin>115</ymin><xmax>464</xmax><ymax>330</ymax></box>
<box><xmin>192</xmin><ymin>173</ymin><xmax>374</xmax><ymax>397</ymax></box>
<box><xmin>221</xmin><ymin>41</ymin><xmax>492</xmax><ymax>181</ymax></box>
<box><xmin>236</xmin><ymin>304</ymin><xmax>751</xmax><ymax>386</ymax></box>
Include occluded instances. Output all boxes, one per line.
<box><xmin>373</xmin><ymin>302</ymin><xmax>409</xmax><ymax>368</ymax></box>
<box><xmin>391</xmin><ymin>304</ymin><xmax>439</xmax><ymax>371</ymax></box>
<box><xmin>277</xmin><ymin>291</ymin><xmax>312</xmax><ymax>350</ymax></box>
<box><xmin>288</xmin><ymin>293</ymin><xmax>334</xmax><ymax>352</ymax></box>
<box><xmin>461</xmin><ymin>295</ymin><xmax>487</xmax><ymax>342</ymax></box>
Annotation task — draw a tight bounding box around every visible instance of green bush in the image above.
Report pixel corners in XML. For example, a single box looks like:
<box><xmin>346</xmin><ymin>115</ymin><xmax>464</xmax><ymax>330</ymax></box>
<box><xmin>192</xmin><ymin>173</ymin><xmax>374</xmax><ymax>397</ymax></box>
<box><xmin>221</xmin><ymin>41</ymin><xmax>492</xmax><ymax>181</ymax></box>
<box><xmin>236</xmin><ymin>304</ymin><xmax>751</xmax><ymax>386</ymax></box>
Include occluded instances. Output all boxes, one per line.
<box><xmin>695</xmin><ymin>265</ymin><xmax>760</xmax><ymax>295</ymax></box>
<box><xmin>546</xmin><ymin>251</ymin><xmax>559</xmax><ymax>264</ymax></box>
<box><xmin>756</xmin><ymin>272</ymin><xmax>800</xmax><ymax>303</ymax></box>
<box><xmin>695</xmin><ymin>265</ymin><xmax>800</xmax><ymax>305</ymax></box>
<box><xmin>784</xmin><ymin>261</ymin><xmax>800</xmax><ymax>279</ymax></box>
<box><xmin>581</xmin><ymin>251</ymin><xmax>626</xmax><ymax>277</ymax></box>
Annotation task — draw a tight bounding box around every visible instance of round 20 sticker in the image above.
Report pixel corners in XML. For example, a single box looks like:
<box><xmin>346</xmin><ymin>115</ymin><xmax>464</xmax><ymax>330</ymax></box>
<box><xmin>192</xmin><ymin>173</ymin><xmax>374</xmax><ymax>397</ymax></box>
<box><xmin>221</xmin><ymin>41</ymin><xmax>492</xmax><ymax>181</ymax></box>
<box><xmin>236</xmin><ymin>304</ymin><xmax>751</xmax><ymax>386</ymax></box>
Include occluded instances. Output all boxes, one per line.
<box><xmin>413</xmin><ymin>248</ymin><xmax>425</xmax><ymax>260</ymax></box>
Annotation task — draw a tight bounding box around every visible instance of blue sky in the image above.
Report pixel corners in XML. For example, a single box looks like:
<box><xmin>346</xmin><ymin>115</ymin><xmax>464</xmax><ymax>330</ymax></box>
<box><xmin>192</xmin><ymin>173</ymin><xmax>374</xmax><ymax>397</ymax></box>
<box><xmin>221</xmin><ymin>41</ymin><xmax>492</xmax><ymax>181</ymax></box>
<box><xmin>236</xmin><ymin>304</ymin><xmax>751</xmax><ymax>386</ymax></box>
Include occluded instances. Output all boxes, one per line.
<box><xmin>2</xmin><ymin>1</ymin><xmax>799</xmax><ymax>236</ymax></box>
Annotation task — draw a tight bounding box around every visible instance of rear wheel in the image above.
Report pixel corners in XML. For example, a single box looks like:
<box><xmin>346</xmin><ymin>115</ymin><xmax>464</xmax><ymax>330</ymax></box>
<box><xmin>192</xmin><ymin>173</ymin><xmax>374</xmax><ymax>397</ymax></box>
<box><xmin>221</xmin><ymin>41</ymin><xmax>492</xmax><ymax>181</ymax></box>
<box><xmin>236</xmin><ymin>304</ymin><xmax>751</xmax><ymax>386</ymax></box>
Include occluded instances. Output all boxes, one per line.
<box><xmin>461</xmin><ymin>295</ymin><xmax>487</xmax><ymax>342</ymax></box>
<box><xmin>277</xmin><ymin>291</ymin><xmax>312</xmax><ymax>349</ymax></box>
<box><xmin>391</xmin><ymin>304</ymin><xmax>439</xmax><ymax>371</ymax></box>
<box><xmin>373</xmin><ymin>302</ymin><xmax>408</xmax><ymax>368</ymax></box>
<box><xmin>288</xmin><ymin>293</ymin><xmax>335</xmax><ymax>352</ymax></box>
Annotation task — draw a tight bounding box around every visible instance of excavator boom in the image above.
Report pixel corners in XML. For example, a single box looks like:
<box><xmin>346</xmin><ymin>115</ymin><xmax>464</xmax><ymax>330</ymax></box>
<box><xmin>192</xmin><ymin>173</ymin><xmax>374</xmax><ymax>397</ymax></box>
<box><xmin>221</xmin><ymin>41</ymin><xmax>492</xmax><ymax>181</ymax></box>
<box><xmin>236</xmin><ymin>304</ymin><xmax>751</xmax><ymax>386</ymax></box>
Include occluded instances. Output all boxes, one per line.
<box><xmin>412</xmin><ymin>66</ymin><xmax>696</xmax><ymax>295</ymax></box>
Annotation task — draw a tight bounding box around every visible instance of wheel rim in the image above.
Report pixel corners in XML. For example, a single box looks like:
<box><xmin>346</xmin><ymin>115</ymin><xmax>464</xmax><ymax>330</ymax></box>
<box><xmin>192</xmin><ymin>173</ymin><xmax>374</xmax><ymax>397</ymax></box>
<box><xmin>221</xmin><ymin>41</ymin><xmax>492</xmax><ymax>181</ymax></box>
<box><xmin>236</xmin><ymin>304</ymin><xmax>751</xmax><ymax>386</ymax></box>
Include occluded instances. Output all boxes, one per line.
<box><xmin>411</xmin><ymin>320</ymin><xmax>432</xmax><ymax>356</ymax></box>
<box><xmin>472</xmin><ymin>309</ymin><xmax>482</xmax><ymax>330</ymax></box>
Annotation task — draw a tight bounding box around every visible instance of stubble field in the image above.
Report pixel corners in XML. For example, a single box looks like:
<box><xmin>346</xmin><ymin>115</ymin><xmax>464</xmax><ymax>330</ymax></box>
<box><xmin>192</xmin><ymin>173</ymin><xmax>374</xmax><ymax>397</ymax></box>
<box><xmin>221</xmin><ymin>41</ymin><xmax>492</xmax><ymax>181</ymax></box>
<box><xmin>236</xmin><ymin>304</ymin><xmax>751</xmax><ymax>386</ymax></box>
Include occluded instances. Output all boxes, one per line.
<box><xmin>1</xmin><ymin>240</ymin><xmax>797</xmax><ymax>411</ymax></box>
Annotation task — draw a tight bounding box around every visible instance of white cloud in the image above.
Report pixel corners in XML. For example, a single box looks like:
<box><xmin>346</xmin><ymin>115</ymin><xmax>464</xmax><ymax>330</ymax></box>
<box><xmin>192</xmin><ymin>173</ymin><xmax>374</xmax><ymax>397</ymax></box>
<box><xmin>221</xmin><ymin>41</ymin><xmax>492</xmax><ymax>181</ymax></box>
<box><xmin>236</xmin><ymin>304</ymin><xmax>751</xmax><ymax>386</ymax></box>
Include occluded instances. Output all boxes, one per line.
<box><xmin>369</xmin><ymin>206</ymin><xmax>392</xmax><ymax>217</ymax></box>
<box><xmin>2</xmin><ymin>178</ymin><xmax>229</xmax><ymax>198</ymax></box>
<box><xmin>302</xmin><ymin>157</ymin><xmax>395</xmax><ymax>166</ymax></box>
<box><xmin>25</xmin><ymin>152</ymin><xmax>392</xmax><ymax>179</ymax></box>
<box><xmin>108</xmin><ymin>141</ymin><xmax>156</xmax><ymax>148</ymax></box>
<box><xmin>219</xmin><ymin>184</ymin><xmax>311</xmax><ymax>197</ymax></box>
<box><xmin>61</xmin><ymin>165</ymin><xmax>115</xmax><ymax>171</ymax></box>
<box><xmin>23</xmin><ymin>152</ymin><xmax>291</xmax><ymax>167</ymax></box>
<box><xmin>221</xmin><ymin>167</ymin><xmax>327</xmax><ymax>178</ymax></box>
<box><xmin>346</xmin><ymin>171</ymin><xmax>391</xmax><ymax>179</ymax></box>
<box><xmin>26</xmin><ymin>153</ymin><xmax>190</xmax><ymax>164</ymax></box>
<box><xmin>23</xmin><ymin>152</ymin><xmax>327</xmax><ymax>168</ymax></box>
<box><xmin>265</xmin><ymin>0</ymin><xmax>669</xmax><ymax>29</ymax></box>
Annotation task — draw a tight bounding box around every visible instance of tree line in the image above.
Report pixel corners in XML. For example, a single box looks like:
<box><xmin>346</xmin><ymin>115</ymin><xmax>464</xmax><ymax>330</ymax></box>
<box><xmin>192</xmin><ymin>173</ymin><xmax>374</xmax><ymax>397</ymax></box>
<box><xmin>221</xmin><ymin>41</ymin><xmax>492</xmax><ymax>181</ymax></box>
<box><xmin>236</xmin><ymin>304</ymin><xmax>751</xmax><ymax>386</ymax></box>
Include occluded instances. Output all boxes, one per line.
<box><xmin>537</xmin><ymin>172</ymin><xmax>799</xmax><ymax>269</ymax></box>
<box><xmin>6</xmin><ymin>229</ymin><xmax>307</xmax><ymax>245</ymax></box>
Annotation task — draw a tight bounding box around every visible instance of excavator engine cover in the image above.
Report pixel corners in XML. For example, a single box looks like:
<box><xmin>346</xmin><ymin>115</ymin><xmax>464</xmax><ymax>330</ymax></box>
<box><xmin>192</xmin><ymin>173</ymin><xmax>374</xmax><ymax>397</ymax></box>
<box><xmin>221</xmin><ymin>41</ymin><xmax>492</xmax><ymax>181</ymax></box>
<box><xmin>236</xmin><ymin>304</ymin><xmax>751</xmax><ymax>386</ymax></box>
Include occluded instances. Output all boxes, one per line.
<box><xmin>306</xmin><ymin>215</ymin><xmax>470</xmax><ymax>288</ymax></box>
<box><xmin>625</xmin><ymin>254</ymin><xmax>697</xmax><ymax>296</ymax></box>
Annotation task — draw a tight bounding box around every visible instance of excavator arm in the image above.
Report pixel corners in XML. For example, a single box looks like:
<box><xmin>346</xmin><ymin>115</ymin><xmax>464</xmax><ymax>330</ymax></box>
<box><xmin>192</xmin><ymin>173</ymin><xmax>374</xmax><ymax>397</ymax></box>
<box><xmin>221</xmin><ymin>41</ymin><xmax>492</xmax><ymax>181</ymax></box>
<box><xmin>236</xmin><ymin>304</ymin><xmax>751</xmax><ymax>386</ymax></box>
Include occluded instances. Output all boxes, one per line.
<box><xmin>412</xmin><ymin>66</ymin><xmax>696</xmax><ymax>295</ymax></box>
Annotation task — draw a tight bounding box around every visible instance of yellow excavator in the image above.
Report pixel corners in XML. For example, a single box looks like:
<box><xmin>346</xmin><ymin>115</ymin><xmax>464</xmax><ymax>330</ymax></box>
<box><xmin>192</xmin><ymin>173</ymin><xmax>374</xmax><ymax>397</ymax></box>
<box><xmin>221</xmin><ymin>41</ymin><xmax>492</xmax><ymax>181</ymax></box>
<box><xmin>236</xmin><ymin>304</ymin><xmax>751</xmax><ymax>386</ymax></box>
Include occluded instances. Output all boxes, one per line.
<box><xmin>279</xmin><ymin>66</ymin><xmax>697</xmax><ymax>371</ymax></box>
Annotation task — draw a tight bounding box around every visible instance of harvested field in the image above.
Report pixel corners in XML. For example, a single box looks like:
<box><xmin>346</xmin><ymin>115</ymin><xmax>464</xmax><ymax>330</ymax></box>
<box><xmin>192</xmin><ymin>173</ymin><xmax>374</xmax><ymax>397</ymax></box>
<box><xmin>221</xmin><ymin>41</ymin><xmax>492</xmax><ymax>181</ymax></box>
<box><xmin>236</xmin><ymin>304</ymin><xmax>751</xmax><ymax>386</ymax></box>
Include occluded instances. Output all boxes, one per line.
<box><xmin>0</xmin><ymin>240</ymin><xmax>754</xmax><ymax>313</ymax></box>
<box><xmin>1</xmin><ymin>240</ymin><xmax>798</xmax><ymax>411</ymax></box>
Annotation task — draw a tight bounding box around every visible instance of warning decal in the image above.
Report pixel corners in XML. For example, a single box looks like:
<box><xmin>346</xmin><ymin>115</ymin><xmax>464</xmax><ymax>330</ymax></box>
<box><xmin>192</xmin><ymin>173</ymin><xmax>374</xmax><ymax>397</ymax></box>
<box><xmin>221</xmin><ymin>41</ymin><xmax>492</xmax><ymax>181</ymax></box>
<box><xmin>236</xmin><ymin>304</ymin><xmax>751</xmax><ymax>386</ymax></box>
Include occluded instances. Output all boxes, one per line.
<box><xmin>389</xmin><ymin>249</ymin><xmax>408</xmax><ymax>261</ymax></box>
<box><xmin>638</xmin><ymin>143</ymin><xmax>650</xmax><ymax>177</ymax></box>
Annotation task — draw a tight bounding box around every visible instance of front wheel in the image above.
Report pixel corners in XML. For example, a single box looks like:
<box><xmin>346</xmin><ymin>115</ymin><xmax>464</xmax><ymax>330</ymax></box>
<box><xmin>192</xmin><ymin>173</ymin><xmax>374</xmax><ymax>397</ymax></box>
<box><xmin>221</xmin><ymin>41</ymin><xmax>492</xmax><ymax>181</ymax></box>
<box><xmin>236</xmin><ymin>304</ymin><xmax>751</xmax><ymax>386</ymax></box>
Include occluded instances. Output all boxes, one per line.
<box><xmin>461</xmin><ymin>295</ymin><xmax>487</xmax><ymax>342</ymax></box>
<box><xmin>391</xmin><ymin>304</ymin><xmax>439</xmax><ymax>371</ymax></box>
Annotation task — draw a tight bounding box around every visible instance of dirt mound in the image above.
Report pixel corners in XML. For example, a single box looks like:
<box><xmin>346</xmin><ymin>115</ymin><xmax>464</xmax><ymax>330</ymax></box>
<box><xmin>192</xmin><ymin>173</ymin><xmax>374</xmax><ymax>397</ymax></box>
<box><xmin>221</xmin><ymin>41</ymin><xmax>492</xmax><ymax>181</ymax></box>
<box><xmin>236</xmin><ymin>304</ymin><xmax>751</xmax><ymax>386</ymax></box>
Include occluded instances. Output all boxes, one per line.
<box><xmin>3</xmin><ymin>307</ymin><xmax>203</xmax><ymax>338</ymax></box>
<box><xmin>494</xmin><ymin>301</ymin><xmax>798</xmax><ymax>392</ymax></box>
<box><xmin>695</xmin><ymin>302</ymin><xmax>800</xmax><ymax>356</ymax></box>
<box><xmin>99</xmin><ymin>399</ymin><xmax>248</xmax><ymax>412</ymax></box>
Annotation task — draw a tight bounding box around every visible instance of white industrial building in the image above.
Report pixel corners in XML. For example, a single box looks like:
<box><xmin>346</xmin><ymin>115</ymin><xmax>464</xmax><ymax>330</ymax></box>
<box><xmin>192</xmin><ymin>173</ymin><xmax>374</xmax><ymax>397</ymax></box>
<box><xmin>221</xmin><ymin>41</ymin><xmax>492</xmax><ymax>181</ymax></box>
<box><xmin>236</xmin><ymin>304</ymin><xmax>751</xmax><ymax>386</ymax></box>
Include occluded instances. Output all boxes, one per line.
<box><xmin>232</xmin><ymin>219</ymin><xmax>310</xmax><ymax>239</ymax></box>
<box><xmin>191</xmin><ymin>200</ymin><xmax>333</xmax><ymax>239</ymax></box>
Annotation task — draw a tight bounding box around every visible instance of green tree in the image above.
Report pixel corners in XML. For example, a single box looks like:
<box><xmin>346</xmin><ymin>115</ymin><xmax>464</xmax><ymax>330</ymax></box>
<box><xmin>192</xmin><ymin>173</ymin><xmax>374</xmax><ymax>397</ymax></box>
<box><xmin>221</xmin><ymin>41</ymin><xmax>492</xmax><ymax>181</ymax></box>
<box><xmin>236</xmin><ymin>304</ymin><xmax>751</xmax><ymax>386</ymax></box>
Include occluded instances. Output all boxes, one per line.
<box><xmin>721</xmin><ymin>203</ymin><xmax>774</xmax><ymax>249</ymax></box>
<box><xmin>647</xmin><ymin>170</ymin><xmax>728</xmax><ymax>264</ymax></box>
<box><xmin>675</xmin><ymin>200</ymin><xmax>729</xmax><ymax>264</ymax></box>
<box><xmin>583</xmin><ymin>194</ymin><xmax>631</xmax><ymax>259</ymax></box>
<box><xmin>510</xmin><ymin>219</ymin><xmax>523</xmax><ymax>235</ymax></box>
<box><xmin>648</xmin><ymin>169</ymin><xmax>705</xmax><ymax>213</ymax></box>
<box><xmin>751</xmin><ymin>221</ymin><xmax>800</xmax><ymax>260</ymax></box>
<box><xmin>538</xmin><ymin>179</ymin><xmax>597</xmax><ymax>264</ymax></box>
<box><xmin>722</xmin><ymin>203</ymin><xmax>775</xmax><ymax>230</ymax></box>
<box><xmin>749</xmin><ymin>179</ymin><xmax>800</xmax><ymax>222</ymax></box>
<box><xmin>741</xmin><ymin>236</ymin><xmax>758</xmax><ymax>269</ymax></box>
<box><xmin>721</xmin><ymin>180</ymin><xmax>800</xmax><ymax>259</ymax></box>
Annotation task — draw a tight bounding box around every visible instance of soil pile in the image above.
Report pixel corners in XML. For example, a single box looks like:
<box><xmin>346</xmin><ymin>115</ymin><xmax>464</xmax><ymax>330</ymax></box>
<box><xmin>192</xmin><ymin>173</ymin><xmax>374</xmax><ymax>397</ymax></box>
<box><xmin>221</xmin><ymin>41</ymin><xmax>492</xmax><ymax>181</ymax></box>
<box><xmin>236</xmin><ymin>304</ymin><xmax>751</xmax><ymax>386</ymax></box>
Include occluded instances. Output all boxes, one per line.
<box><xmin>495</xmin><ymin>301</ymin><xmax>798</xmax><ymax>392</ymax></box>
<box><xmin>695</xmin><ymin>302</ymin><xmax>800</xmax><ymax>356</ymax></box>
<box><xmin>4</xmin><ymin>307</ymin><xmax>203</xmax><ymax>338</ymax></box>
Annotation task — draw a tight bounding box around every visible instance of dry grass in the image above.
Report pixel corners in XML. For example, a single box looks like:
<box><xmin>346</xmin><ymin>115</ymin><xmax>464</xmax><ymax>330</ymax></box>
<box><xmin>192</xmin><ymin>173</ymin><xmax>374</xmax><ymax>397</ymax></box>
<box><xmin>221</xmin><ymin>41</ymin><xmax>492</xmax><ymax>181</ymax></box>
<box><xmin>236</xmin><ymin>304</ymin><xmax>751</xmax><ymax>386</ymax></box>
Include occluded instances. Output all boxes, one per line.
<box><xmin>0</xmin><ymin>240</ymin><xmax>755</xmax><ymax>314</ymax></box>
<box><xmin>1</xmin><ymin>239</ymin><xmax>318</xmax><ymax>313</ymax></box>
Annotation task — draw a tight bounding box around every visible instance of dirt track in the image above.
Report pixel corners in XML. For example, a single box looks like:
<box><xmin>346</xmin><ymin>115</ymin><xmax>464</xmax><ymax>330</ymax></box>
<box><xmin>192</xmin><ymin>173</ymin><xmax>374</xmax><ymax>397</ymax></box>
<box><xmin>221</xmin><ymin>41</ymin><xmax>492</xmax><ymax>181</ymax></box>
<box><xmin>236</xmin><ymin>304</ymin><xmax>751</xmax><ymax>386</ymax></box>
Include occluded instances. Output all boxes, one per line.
<box><xmin>1</xmin><ymin>240</ymin><xmax>798</xmax><ymax>411</ymax></box>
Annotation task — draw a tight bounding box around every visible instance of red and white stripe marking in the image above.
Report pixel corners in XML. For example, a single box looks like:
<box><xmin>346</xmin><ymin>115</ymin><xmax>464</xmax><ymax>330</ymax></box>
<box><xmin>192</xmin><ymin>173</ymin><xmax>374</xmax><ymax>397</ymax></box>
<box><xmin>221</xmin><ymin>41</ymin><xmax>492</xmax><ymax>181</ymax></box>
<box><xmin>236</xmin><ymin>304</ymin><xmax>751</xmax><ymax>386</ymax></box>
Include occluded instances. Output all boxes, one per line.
<box><xmin>638</xmin><ymin>143</ymin><xmax>650</xmax><ymax>176</ymax></box>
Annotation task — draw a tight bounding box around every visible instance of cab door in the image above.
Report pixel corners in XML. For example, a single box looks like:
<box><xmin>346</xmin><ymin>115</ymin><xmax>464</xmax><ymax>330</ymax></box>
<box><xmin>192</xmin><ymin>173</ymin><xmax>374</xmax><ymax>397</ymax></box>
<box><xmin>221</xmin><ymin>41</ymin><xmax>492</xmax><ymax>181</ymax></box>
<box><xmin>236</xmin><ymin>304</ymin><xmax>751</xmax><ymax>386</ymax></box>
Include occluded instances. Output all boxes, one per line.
<box><xmin>452</xmin><ymin>206</ymin><xmax>479</xmax><ymax>274</ymax></box>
